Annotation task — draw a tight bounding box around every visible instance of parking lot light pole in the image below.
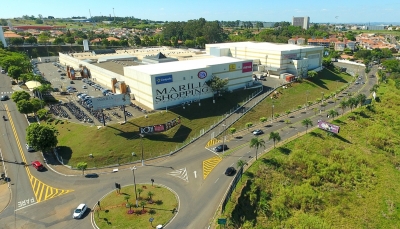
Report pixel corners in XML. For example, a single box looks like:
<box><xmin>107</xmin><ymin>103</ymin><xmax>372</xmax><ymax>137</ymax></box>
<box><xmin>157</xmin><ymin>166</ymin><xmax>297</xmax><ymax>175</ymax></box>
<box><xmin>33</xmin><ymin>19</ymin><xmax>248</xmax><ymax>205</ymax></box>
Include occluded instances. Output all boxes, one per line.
<box><xmin>139</xmin><ymin>134</ymin><xmax>145</xmax><ymax>166</ymax></box>
<box><xmin>130</xmin><ymin>166</ymin><xmax>138</xmax><ymax>207</ymax></box>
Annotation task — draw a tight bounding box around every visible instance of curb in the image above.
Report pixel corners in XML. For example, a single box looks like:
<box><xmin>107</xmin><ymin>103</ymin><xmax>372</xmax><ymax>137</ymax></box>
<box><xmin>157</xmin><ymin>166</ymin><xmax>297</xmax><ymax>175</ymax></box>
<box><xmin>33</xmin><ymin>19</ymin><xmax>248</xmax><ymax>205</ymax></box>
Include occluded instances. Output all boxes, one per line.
<box><xmin>90</xmin><ymin>182</ymin><xmax>180</xmax><ymax>229</ymax></box>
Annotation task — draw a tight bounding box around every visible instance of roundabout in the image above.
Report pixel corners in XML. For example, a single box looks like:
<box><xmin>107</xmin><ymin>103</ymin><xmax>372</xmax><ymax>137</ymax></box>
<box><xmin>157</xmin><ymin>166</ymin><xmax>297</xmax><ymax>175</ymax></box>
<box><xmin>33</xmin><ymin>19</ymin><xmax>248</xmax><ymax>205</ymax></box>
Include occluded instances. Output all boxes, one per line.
<box><xmin>92</xmin><ymin>183</ymin><xmax>179</xmax><ymax>229</ymax></box>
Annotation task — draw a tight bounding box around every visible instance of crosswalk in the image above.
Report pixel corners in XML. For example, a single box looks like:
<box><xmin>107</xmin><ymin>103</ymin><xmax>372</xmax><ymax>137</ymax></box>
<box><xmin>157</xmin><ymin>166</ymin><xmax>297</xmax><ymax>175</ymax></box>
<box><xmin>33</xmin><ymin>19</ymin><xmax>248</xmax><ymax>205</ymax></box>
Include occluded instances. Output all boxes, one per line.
<box><xmin>0</xmin><ymin>91</ymin><xmax>13</xmax><ymax>95</ymax></box>
<box><xmin>168</xmin><ymin>167</ymin><xmax>189</xmax><ymax>182</ymax></box>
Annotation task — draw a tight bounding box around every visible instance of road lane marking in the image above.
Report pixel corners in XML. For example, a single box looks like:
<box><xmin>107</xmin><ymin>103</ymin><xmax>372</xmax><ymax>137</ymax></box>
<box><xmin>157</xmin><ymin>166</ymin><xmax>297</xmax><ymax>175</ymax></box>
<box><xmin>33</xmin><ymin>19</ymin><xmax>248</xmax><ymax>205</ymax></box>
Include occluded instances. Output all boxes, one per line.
<box><xmin>202</xmin><ymin>156</ymin><xmax>222</xmax><ymax>179</ymax></box>
<box><xmin>214</xmin><ymin>178</ymin><xmax>219</xmax><ymax>183</ymax></box>
<box><xmin>193</xmin><ymin>171</ymin><xmax>197</xmax><ymax>178</ymax></box>
<box><xmin>5</xmin><ymin>105</ymin><xmax>73</xmax><ymax>204</ymax></box>
<box><xmin>168</xmin><ymin>167</ymin><xmax>189</xmax><ymax>182</ymax></box>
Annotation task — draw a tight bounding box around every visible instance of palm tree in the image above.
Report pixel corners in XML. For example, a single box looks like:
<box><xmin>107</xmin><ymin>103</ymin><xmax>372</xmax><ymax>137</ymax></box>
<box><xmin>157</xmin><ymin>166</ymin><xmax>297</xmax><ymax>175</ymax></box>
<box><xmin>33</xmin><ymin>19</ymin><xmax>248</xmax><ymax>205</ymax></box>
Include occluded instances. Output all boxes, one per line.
<box><xmin>339</xmin><ymin>100</ymin><xmax>348</xmax><ymax>115</ymax></box>
<box><xmin>147</xmin><ymin>191</ymin><xmax>155</xmax><ymax>202</ymax></box>
<box><xmin>301</xmin><ymin>118</ymin><xmax>313</xmax><ymax>133</ymax></box>
<box><xmin>137</xmin><ymin>188</ymin><xmax>143</xmax><ymax>199</ymax></box>
<box><xmin>124</xmin><ymin>195</ymin><xmax>130</xmax><ymax>203</ymax></box>
<box><xmin>237</xmin><ymin>159</ymin><xmax>246</xmax><ymax>168</ymax></box>
<box><xmin>269</xmin><ymin>132</ymin><xmax>281</xmax><ymax>148</ymax></box>
<box><xmin>348</xmin><ymin>97</ymin><xmax>357</xmax><ymax>111</ymax></box>
<box><xmin>328</xmin><ymin>109</ymin><xmax>339</xmax><ymax>120</ymax></box>
<box><xmin>249</xmin><ymin>137</ymin><xmax>265</xmax><ymax>160</ymax></box>
<box><xmin>140</xmin><ymin>200</ymin><xmax>147</xmax><ymax>211</ymax></box>
<box><xmin>313</xmin><ymin>108</ymin><xmax>318</xmax><ymax>115</ymax></box>
<box><xmin>356</xmin><ymin>94</ymin><xmax>367</xmax><ymax>107</ymax></box>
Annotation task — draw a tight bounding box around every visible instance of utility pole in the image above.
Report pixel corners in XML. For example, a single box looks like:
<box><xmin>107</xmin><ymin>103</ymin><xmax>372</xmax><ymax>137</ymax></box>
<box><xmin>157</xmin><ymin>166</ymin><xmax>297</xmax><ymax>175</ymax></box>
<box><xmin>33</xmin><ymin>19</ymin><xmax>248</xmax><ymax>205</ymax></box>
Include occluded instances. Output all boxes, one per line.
<box><xmin>113</xmin><ymin>8</ymin><xmax>115</xmax><ymax>22</ymax></box>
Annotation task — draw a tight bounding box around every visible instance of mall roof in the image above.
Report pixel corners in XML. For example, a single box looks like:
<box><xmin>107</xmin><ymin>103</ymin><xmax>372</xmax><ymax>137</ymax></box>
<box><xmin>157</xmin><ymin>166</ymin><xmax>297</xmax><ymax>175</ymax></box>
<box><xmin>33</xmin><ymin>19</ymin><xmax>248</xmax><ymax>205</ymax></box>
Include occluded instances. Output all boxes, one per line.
<box><xmin>207</xmin><ymin>41</ymin><xmax>322</xmax><ymax>52</ymax></box>
<box><xmin>126</xmin><ymin>56</ymin><xmax>244</xmax><ymax>75</ymax></box>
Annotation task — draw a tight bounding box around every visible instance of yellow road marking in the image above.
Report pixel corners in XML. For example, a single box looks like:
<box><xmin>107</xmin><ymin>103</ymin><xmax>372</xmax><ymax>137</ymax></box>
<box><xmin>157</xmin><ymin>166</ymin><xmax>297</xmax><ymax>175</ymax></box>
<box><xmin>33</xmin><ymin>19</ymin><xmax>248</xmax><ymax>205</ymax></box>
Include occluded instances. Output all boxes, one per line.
<box><xmin>202</xmin><ymin>156</ymin><xmax>222</xmax><ymax>179</ymax></box>
<box><xmin>206</xmin><ymin>138</ymin><xmax>220</xmax><ymax>147</ymax></box>
<box><xmin>5</xmin><ymin>105</ymin><xmax>73</xmax><ymax>203</ymax></box>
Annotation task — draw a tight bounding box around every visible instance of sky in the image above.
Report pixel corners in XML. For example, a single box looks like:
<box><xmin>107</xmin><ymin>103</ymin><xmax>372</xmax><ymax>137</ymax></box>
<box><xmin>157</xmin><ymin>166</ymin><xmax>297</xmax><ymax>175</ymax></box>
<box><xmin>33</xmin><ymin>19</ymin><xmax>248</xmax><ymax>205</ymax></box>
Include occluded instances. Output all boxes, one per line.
<box><xmin>1</xmin><ymin>0</ymin><xmax>399</xmax><ymax>23</ymax></box>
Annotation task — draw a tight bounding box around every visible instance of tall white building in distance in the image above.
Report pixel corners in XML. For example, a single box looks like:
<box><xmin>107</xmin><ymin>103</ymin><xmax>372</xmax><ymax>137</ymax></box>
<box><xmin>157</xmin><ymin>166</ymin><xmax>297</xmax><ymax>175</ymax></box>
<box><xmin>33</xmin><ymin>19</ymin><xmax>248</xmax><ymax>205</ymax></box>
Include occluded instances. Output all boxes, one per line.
<box><xmin>292</xmin><ymin>16</ymin><xmax>310</xmax><ymax>30</ymax></box>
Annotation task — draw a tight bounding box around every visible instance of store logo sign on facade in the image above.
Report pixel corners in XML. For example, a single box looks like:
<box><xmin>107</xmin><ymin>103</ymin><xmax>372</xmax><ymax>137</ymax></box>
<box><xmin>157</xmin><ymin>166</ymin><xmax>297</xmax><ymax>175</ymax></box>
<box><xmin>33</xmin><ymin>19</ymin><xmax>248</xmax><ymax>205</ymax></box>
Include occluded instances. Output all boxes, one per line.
<box><xmin>198</xmin><ymin>70</ymin><xmax>207</xmax><ymax>79</ymax></box>
<box><xmin>242</xmin><ymin>62</ymin><xmax>252</xmax><ymax>73</ymax></box>
<box><xmin>155</xmin><ymin>75</ymin><xmax>173</xmax><ymax>85</ymax></box>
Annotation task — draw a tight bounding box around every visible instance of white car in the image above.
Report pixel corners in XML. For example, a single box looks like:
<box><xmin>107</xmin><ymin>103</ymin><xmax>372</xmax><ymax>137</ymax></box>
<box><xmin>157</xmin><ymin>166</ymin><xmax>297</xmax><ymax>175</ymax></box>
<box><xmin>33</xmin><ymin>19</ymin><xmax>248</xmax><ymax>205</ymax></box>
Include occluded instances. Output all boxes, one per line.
<box><xmin>73</xmin><ymin>203</ymin><xmax>87</xmax><ymax>219</ymax></box>
<box><xmin>82</xmin><ymin>85</ymin><xmax>87</xmax><ymax>89</ymax></box>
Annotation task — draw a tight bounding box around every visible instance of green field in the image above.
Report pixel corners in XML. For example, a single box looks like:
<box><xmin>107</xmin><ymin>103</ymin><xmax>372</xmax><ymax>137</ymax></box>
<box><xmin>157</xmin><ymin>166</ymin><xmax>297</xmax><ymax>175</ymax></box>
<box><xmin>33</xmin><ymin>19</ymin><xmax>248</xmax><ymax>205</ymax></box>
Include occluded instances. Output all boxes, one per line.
<box><xmin>219</xmin><ymin>80</ymin><xmax>400</xmax><ymax>228</ymax></box>
<box><xmin>231</xmin><ymin>68</ymin><xmax>354</xmax><ymax>132</ymax></box>
<box><xmin>95</xmin><ymin>184</ymin><xmax>178</xmax><ymax>229</ymax></box>
<box><xmin>53</xmin><ymin>88</ymin><xmax>258</xmax><ymax>168</ymax></box>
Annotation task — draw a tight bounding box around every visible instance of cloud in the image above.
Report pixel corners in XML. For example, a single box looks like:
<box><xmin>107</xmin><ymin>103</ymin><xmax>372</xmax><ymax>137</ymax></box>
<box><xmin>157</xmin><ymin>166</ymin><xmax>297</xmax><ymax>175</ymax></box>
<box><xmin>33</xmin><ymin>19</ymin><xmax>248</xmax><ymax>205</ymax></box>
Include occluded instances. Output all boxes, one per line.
<box><xmin>160</xmin><ymin>8</ymin><xmax>164</xmax><ymax>11</ymax></box>
<box><xmin>321</xmin><ymin>8</ymin><xmax>328</xmax><ymax>11</ymax></box>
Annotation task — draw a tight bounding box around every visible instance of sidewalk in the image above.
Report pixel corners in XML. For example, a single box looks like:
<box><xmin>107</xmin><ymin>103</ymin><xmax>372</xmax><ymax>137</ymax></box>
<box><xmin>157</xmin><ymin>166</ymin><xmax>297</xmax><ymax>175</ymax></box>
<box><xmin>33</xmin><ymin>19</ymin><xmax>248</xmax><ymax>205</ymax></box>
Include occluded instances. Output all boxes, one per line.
<box><xmin>0</xmin><ymin>182</ymin><xmax>11</xmax><ymax>214</ymax></box>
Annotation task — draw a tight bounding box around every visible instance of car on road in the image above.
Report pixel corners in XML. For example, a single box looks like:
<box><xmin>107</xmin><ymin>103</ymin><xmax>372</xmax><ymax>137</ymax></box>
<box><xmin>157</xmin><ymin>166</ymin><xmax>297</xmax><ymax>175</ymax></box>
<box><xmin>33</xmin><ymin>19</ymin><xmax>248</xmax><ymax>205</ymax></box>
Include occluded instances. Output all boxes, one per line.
<box><xmin>57</xmin><ymin>69</ymin><xmax>62</xmax><ymax>72</ymax></box>
<box><xmin>60</xmin><ymin>73</ymin><xmax>66</xmax><ymax>76</ymax></box>
<box><xmin>32</xmin><ymin>161</ymin><xmax>44</xmax><ymax>171</ymax></box>
<box><xmin>25</xmin><ymin>143</ymin><xmax>35</xmax><ymax>152</ymax></box>
<box><xmin>60</xmin><ymin>76</ymin><xmax>64</xmax><ymax>79</ymax></box>
<box><xmin>82</xmin><ymin>85</ymin><xmax>87</xmax><ymax>89</ymax></box>
<box><xmin>252</xmin><ymin>129</ymin><xmax>264</xmax><ymax>135</ymax></box>
<box><xmin>225</xmin><ymin>167</ymin><xmax>236</xmax><ymax>176</ymax></box>
<box><xmin>214</xmin><ymin>144</ymin><xmax>228</xmax><ymax>152</ymax></box>
<box><xmin>0</xmin><ymin>95</ymin><xmax>9</xmax><ymax>101</ymax></box>
<box><xmin>85</xmin><ymin>173</ymin><xmax>99</xmax><ymax>178</ymax></box>
<box><xmin>73</xmin><ymin>203</ymin><xmax>87</xmax><ymax>219</ymax></box>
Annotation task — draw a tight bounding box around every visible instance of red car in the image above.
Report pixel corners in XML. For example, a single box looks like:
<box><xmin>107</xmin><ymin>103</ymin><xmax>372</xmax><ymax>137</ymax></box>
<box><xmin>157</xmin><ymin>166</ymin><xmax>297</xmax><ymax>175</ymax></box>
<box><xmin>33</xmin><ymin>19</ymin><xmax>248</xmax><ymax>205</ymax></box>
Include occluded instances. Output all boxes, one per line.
<box><xmin>32</xmin><ymin>161</ymin><xmax>44</xmax><ymax>171</ymax></box>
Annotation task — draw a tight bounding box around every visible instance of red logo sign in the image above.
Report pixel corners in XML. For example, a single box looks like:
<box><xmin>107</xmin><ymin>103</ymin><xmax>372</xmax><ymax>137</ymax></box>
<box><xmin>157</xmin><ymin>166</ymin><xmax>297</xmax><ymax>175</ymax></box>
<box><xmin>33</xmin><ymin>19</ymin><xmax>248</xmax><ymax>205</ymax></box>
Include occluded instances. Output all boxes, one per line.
<box><xmin>242</xmin><ymin>62</ymin><xmax>252</xmax><ymax>73</ymax></box>
<box><xmin>198</xmin><ymin>70</ymin><xmax>207</xmax><ymax>79</ymax></box>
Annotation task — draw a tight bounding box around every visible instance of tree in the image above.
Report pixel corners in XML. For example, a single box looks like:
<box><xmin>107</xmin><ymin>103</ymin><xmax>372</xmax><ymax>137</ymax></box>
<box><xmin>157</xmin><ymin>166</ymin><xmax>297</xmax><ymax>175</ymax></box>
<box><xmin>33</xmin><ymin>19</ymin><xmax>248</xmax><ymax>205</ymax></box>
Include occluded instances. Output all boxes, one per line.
<box><xmin>307</xmin><ymin>70</ymin><xmax>318</xmax><ymax>78</ymax></box>
<box><xmin>36</xmin><ymin>108</ymin><xmax>48</xmax><ymax>120</ymax></box>
<box><xmin>269</xmin><ymin>132</ymin><xmax>281</xmax><ymax>148</ymax></box>
<box><xmin>137</xmin><ymin>188</ymin><xmax>143</xmax><ymax>199</ymax></box>
<box><xmin>348</xmin><ymin>97</ymin><xmax>357</xmax><ymax>111</ymax></box>
<box><xmin>356</xmin><ymin>94</ymin><xmax>367</xmax><ymax>107</ymax></box>
<box><xmin>249</xmin><ymin>137</ymin><xmax>265</xmax><ymax>160</ymax></box>
<box><xmin>11</xmin><ymin>91</ymin><xmax>31</xmax><ymax>103</ymax></box>
<box><xmin>205</xmin><ymin>75</ymin><xmax>229</xmax><ymax>102</ymax></box>
<box><xmin>30</xmin><ymin>98</ymin><xmax>44</xmax><ymax>114</ymax></box>
<box><xmin>26</xmin><ymin>123</ymin><xmax>59</xmax><ymax>152</ymax></box>
<box><xmin>140</xmin><ymin>200</ymin><xmax>147</xmax><ymax>211</ymax></box>
<box><xmin>327</xmin><ymin>109</ymin><xmax>339</xmax><ymax>120</ymax></box>
<box><xmin>245</xmin><ymin>122</ymin><xmax>253</xmax><ymax>131</ymax></box>
<box><xmin>7</xmin><ymin>66</ymin><xmax>23</xmax><ymax>81</ymax></box>
<box><xmin>339</xmin><ymin>100</ymin><xmax>348</xmax><ymax>115</ymax></box>
<box><xmin>301</xmin><ymin>118</ymin><xmax>313</xmax><ymax>133</ymax></box>
<box><xmin>229</xmin><ymin>127</ymin><xmax>236</xmax><ymax>137</ymax></box>
<box><xmin>64</xmin><ymin>37</ymin><xmax>75</xmax><ymax>46</ymax></box>
<box><xmin>17</xmin><ymin>99</ymin><xmax>34</xmax><ymax>115</ymax></box>
<box><xmin>124</xmin><ymin>195</ymin><xmax>130</xmax><ymax>203</ymax></box>
<box><xmin>260</xmin><ymin>117</ymin><xmax>267</xmax><ymax>123</ymax></box>
<box><xmin>53</xmin><ymin>37</ymin><xmax>64</xmax><ymax>45</ymax></box>
<box><xmin>285</xmin><ymin>110</ymin><xmax>291</xmax><ymax>117</ymax></box>
<box><xmin>76</xmin><ymin>162</ymin><xmax>88</xmax><ymax>176</ymax></box>
<box><xmin>381</xmin><ymin>59</ymin><xmax>399</xmax><ymax>73</ymax></box>
<box><xmin>147</xmin><ymin>191</ymin><xmax>155</xmax><ymax>202</ymax></box>
<box><xmin>237</xmin><ymin>159</ymin><xmax>246</xmax><ymax>168</ymax></box>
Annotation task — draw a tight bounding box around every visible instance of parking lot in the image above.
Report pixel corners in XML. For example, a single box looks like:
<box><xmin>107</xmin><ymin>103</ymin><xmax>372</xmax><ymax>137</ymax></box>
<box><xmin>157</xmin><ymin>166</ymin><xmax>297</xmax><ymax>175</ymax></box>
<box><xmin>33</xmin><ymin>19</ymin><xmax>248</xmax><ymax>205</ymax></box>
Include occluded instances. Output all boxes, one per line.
<box><xmin>35</xmin><ymin>61</ymin><xmax>149</xmax><ymax>126</ymax></box>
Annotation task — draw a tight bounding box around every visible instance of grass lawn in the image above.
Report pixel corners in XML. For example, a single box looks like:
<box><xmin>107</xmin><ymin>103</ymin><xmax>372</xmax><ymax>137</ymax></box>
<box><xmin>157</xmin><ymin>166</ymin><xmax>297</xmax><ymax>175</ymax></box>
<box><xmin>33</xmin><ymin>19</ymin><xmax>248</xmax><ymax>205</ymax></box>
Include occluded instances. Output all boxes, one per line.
<box><xmin>52</xmin><ymin>89</ymin><xmax>258</xmax><ymax>168</ymax></box>
<box><xmin>95</xmin><ymin>184</ymin><xmax>178</xmax><ymax>229</ymax></box>
<box><xmin>218</xmin><ymin>80</ymin><xmax>400</xmax><ymax>228</ymax></box>
<box><xmin>232</xmin><ymin>68</ymin><xmax>354</xmax><ymax>131</ymax></box>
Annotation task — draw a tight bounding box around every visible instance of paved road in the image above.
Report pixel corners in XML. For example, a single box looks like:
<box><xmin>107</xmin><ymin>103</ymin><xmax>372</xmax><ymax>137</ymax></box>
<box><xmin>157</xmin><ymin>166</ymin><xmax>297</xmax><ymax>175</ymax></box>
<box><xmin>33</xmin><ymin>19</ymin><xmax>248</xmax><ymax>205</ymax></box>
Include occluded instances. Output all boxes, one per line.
<box><xmin>0</xmin><ymin>63</ymin><xmax>377</xmax><ymax>229</ymax></box>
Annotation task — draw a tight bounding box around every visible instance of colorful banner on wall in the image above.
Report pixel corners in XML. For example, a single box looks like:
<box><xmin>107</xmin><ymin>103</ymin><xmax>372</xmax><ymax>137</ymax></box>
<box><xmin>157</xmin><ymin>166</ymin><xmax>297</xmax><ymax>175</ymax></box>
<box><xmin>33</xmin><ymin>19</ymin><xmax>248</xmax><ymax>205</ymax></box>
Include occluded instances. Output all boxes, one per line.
<box><xmin>242</xmin><ymin>62</ymin><xmax>252</xmax><ymax>73</ymax></box>
<box><xmin>140</xmin><ymin>117</ymin><xmax>181</xmax><ymax>134</ymax></box>
<box><xmin>317</xmin><ymin>120</ymin><xmax>340</xmax><ymax>134</ymax></box>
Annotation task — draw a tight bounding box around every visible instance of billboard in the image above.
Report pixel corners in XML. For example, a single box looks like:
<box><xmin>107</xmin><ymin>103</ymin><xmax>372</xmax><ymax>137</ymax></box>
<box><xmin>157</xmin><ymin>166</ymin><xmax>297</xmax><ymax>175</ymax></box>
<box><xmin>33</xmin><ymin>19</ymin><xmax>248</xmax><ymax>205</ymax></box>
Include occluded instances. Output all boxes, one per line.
<box><xmin>91</xmin><ymin>94</ymin><xmax>131</xmax><ymax>110</ymax></box>
<box><xmin>318</xmin><ymin>121</ymin><xmax>340</xmax><ymax>134</ymax></box>
<box><xmin>83</xmin><ymin>39</ymin><xmax>89</xmax><ymax>51</ymax></box>
<box><xmin>155</xmin><ymin>75</ymin><xmax>173</xmax><ymax>85</ymax></box>
<box><xmin>140</xmin><ymin>118</ymin><xmax>181</xmax><ymax>134</ymax></box>
<box><xmin>242</xmin><ymin>62</ymin><xmax>252</xmax><ymax>73</ymax></box>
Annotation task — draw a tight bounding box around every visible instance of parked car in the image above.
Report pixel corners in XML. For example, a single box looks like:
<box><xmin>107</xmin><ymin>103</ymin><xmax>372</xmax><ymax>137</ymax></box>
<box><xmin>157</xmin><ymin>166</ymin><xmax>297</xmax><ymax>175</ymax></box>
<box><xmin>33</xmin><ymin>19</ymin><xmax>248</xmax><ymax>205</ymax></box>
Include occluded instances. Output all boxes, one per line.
<box><xmin>225</xmin><ymin>167</ymin><xmax>236</xmax><ymax>176</ymax></box>
<box><xmin>57</xmin><ymin>69</ymin><xmax>62</xmax><ymax>72</ymax></box>
<box><xmin>25</xmin><ymin>143</ymin><xmax>35</xmax><ymax>152</ymax></box>
<box><xmin>32</xmin><ymin>161</ymin><xmax>44</xmax><ymax>171</ymax></box>
<box><xmin>214</xmin><ymin>144</ymin><xmax>228</xmax><ymax>152</ymax></box>
<box><xmin>252</xmin><ymin>129</ymin><xmax>264</xmax><ymax>135</ymax></box>
<box><xmin>82</xmin><ymin>85</ymin><xmax>87</xmax><ymax>89</ymax></box>
<box><xmin>0</xmin><ymin>95</ymin><xmax>9</xmax><ymax>101</ymax></box>
<box><xmin>70</xmin><ymin>81</ymin><xmax>74</xmax><ymax>84</ymax></box>
<box><xmin>72</xmin><ymin>203</ymin><xmax>87</xmax><ymax>219</ymax></box>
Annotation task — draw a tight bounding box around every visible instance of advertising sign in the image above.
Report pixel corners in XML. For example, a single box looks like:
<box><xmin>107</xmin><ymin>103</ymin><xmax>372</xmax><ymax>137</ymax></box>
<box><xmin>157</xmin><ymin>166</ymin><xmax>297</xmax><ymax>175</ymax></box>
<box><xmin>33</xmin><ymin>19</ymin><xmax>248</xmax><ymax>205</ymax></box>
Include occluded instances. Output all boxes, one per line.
<box><xmin>197</xmin><ymin>70</ymin><xmax>207</xmax><ymax>79</ymax></box>
<box><xmin>91</xmin><ymin>94</ymin><xmax>131</xmax><ymax>110</ymax></box>
<box><xmin>155</xmin><ymin>75</ymin><xmax>173</xmax><ymax>85</ymax></box>
<box><xmin>242</xmin><ymin>62</ymin><xmax>252</xmax><ymax>73</ymax></box>
<box><xmin>318</xmin><ymin>121</ymin><xmax>340</xmax><ymax>134</ymax></box>
<box><xmin>229</xmin><ymin>64</ymin><xmax>236</xmax><ymax>71</ymax></box>
<box><xmin>83</xmin><ymin>39</ymin><xmax>89</xmax><ymax>51</ymax></box>
<box><xmin>140</xmin><ymin>117</ymin><xmax>181</xmax><ymax>134</ymax></box>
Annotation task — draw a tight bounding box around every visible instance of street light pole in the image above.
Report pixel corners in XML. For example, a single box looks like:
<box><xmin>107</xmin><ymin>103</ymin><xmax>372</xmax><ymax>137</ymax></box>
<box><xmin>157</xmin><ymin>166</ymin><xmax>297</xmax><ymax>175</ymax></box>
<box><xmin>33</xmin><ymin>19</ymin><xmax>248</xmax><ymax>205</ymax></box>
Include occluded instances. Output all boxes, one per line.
<box><xmin>139</xmin><ymin>134</ymin><xmax>145</xmax><ymax>166</ymax></box>
<box><xmin>222</xmin><ymin>119</ymin><xmax>226</xmax><ymax>154</ymax></box>
<box><xmin>272</xmin><ymin>104</ymin><xmax>274</xmax><ymax>121</ymax></box>
<box><xmin>306</xmin><ymin>90</ymin><xmax>309</xmax><ymax>109</ymax></box>
<box><xmin>130</xmin><ymin>166</ymin><xmax>138</xmax><ymax>207</ymax></box>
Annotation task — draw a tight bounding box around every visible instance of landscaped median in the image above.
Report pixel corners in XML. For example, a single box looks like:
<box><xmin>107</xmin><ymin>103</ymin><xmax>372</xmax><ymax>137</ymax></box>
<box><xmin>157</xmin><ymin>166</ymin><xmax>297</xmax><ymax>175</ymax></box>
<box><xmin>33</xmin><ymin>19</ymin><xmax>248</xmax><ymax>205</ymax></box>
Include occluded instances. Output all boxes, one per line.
<box><xmin>94</xmin><ymin>184</ymin><xmax>179</xmax><ymax>229</ymax></box>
